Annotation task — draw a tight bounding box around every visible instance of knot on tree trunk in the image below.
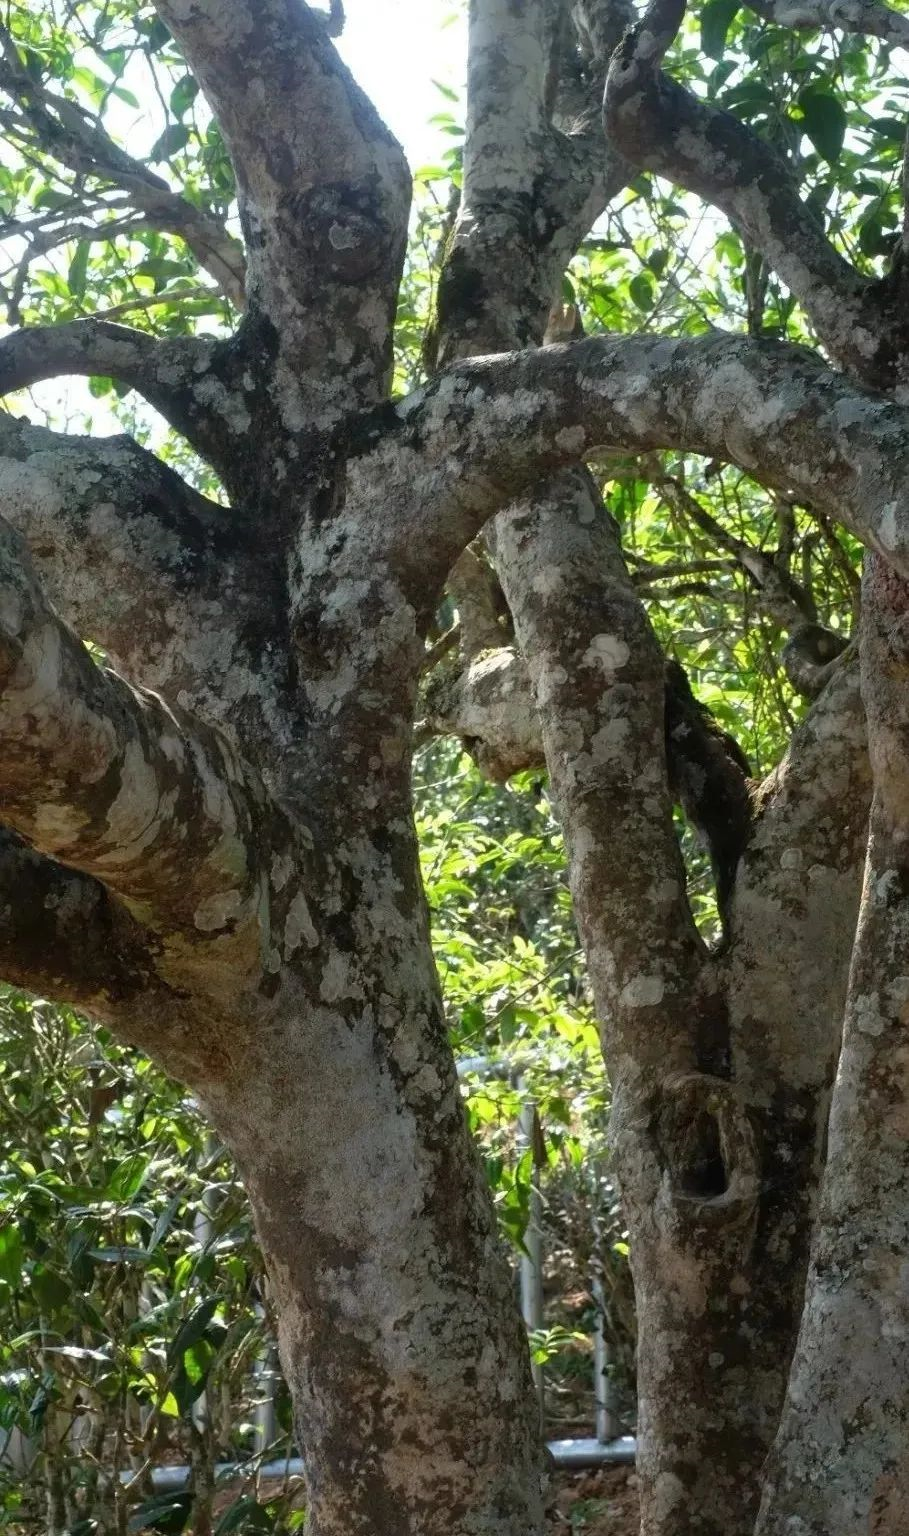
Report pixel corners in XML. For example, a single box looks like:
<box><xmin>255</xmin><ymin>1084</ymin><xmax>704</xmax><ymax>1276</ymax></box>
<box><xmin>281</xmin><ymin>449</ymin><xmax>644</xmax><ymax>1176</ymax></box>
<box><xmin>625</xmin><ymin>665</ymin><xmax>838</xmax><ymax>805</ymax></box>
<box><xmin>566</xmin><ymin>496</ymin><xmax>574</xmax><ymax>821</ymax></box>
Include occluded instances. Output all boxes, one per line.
<box><xmin>781</xmin><ymin>623</ymin><xmax>850</xmax><ymax>698</ymax></box>
<box><xmin>421</xmin><ymin>644</ymin><xmax>542</xmax><ymax>781</ymax></box>
<box><xmin>655</xmin><ymin>1072</ymin><xmax>760</xmax><ymax>1223</ymax></box>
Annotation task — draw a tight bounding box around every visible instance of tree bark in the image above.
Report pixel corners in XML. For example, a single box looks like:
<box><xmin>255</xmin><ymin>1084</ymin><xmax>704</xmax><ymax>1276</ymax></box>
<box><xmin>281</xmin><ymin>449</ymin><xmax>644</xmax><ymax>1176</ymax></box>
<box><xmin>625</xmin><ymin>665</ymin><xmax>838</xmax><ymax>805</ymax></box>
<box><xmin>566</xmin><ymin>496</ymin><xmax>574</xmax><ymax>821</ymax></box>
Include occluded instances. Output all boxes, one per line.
<box><xmin>424</xmin><ymin>5</ymin><xmax>874</xmax><ymax>1528</ymax></box>
<box><xmin>196</xmin><ymin>842</ymin><xmax>547</xmax><ymax>1536</ymax></box>
<box><xmin>755</xmin><ymin>557</ymin><xmax>909</xmax><ymax>1535</ymax></box>
<box><xmin>6</xmin><ymin>2</ymin><xmax>909</xmax><ymax>1532</ymax></box>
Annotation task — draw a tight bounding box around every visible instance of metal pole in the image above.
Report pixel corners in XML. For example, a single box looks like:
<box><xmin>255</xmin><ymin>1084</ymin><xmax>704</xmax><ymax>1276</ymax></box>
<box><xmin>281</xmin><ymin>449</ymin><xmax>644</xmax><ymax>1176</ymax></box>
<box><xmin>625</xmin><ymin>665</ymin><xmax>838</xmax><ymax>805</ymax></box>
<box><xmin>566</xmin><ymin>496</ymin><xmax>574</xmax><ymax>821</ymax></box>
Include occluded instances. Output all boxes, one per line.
<box><xmin>516</xmin><ymin>1082</ymin><xmax>545</xmax><ymax>1428</ymax></box>
<box><xmin>592</xmin><ymin>1271</ymin><xmax>617</xmax><ymax>1444</ymax></box>
<box><xmin>191</xmin><ymin>1144</ymin><xmax>219</xmax><ymax>1434</ymax></box>
<box><xmin>252</xmin><ymin>1320</ymin><xmax>277</xmax><ymax>1455</ymax></box>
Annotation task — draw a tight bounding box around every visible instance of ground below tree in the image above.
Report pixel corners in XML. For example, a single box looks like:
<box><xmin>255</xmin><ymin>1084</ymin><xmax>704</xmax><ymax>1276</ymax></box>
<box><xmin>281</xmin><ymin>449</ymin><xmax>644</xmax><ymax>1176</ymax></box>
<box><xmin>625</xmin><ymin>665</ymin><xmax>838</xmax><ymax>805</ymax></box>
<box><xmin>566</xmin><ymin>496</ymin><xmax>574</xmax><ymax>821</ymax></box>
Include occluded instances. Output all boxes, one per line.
<box><xmin>547</xmin><ymin>1466</ymin><xmax>640</xmax><ymax>1535</ymax></box>
<box><xmin>205</xmin><ymin>1464</ymin><xmax>640</xmax><ymax>1535</ymax></box>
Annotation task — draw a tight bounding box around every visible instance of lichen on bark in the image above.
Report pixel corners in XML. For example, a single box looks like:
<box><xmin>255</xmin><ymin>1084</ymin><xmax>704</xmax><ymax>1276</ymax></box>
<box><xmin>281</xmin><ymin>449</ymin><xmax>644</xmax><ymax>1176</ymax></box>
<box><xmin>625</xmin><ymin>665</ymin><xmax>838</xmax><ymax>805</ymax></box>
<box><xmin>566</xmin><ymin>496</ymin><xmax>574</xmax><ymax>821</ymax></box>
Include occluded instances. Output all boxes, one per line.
<box><xmin>4</xmin><ymin>0</ymin><xmax>909</xmax><ymax>1532</ymax></box>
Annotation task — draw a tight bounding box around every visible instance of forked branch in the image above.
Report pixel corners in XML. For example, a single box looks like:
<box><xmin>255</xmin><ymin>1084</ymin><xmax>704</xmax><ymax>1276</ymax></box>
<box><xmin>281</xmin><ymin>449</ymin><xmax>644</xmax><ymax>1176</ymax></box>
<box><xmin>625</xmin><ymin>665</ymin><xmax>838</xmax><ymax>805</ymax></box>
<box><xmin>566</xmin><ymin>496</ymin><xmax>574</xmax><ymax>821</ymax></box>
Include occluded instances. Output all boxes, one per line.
<box><xmin>602</xmin><ymin>0</ymin><xmax>906</xmax><ymax>385</ymax></box>
<box><xmin>434</xmin><ymin>0</ymin><xmax>630</xmax><ymax>363</ymax></box>
<box><xmin>0</xmin><ymin>320</ymin><xmax>269</xmax><ymax>482</ymax></box>
<box><xmin>153</xmin><ymin>0</ymin><xmax>411</xmax><ymax>420</ymax></box>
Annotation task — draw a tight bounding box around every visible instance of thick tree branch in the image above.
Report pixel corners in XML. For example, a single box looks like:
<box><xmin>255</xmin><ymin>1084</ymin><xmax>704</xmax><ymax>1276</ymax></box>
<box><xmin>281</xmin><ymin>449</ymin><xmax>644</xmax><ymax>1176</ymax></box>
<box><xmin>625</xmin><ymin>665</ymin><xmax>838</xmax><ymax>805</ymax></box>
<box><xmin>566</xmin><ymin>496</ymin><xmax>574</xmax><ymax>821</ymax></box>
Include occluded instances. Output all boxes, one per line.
<box><xmin>747</xmin><ymin>0</ymin><xmax>909</xmax><ymax>43</ymax></box>
<box><xmin>0</xmin><ymin>824</ymin><xmax>274</xmax><ymax>1087</ymax></box>
<box><xmin>490</xmin><ymin>469</ymin><xmax>721</xmax><ymax>1075</ymax></box>
<box><xmin>727</xmin><ymin>651</ymin><xmax>870</xmax><ymax>1100</ymax></box>
<box><xmin>0</xmin><ymin>515</ymin><xmax>268</xmax><ymax>976</ymax></box>
<box><xmin>684</xmin><ymin>652</ymin><xmax>871</xmax><ymax>1520</ymax></box>
<box><xmin>0</xmin><ymin>826</ymin><xmax>165</xmax><ymax>1013</ymax></box>
<box><xmin>0</xmin><ymin>412</ymin><xmax>261</xmax><ymax>702</ymax></box>
<box><xmin>755</xmin><ymin>562</ymin><xmax>907</xmax><ymax>1535</ymax></box>
<box><xmin>153</xmin><ymin>0</ymin><xmax>411</xmax><ymax>424</ymax></box>
<box><xmin>0</xmin><ymin>317</ymin><xmax>169</xmax><ymax>396</ymax></box>
<box><xmin>378</xmin><ymin>333</ymin><xmax>909</xmax><ymax>591</ymax></box>
<box><xmin>463</xmin><ymin>0</ymin><xmax>552</xmax><ymax>205</ymax></box>
<box><xmin>0</xmin><ymin>27</ymin><xmax>245</xmax><ymax>306</ymax></box>
<box><xmin>0</xmin><ymin>320</ymin><xmax>285</xmax><ymax>492</ymax></box>
<box><xmin>432</xmin><ymin>0</ymin><xmax>630</xmax><ymax>365</ymax></box>
<box><xmin>0</xmin><ymin>414</ymin><xmax>296</xmax><ymax>753</ymax></box>
<box><xmin>602</xmin><ymin>2</ymin><xmax>909</xmax><ymax>388</ymax></box>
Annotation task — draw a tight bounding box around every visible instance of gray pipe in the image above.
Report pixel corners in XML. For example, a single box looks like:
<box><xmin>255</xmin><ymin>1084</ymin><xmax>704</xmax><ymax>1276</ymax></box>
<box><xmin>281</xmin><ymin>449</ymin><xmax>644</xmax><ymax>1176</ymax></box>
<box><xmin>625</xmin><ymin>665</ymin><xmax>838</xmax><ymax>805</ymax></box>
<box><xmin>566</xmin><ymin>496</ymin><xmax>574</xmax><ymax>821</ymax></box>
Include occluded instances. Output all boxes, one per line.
<box><xmin>142</xmin><ymin>1436</ymin><xmax>637</xmax><ymax>1491</ymax></box>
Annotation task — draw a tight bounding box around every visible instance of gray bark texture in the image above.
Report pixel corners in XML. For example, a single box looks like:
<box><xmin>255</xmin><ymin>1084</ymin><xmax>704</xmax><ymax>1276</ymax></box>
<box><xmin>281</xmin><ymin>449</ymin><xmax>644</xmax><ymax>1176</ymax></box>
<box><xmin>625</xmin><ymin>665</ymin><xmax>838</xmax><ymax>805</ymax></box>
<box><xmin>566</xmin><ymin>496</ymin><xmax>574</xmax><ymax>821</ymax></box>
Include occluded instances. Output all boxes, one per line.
<box><xmin>3</xmin><ymin>0</ymin><xmax>909</xmax><ymax>1532</ymax></box>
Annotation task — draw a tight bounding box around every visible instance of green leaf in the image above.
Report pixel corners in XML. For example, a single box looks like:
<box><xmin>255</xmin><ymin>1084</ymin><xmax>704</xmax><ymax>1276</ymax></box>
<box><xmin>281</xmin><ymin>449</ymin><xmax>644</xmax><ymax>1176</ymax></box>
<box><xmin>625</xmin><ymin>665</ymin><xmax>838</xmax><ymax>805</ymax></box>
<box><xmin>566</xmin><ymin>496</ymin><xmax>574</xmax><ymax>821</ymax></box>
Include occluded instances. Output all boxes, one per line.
<box><xmin>799</xmin><ymin>91</ymin><xmax>847</xmax><ymax>163</ymax></box>
<box><xmin>701</xmin><ymin>0</ymin><xmax>738</xmax><ymax>60</ymax></box>
<box><xmin>172</xmin><ymin>1360</ymin><xmax>209</xmax><ymax>1417</ymax></box>
<box><xmin>147</xmin><ymin>1194</ymin><xmax>182</xmax><ymax>1254</ymax></box>
<box><xmin>33</xmin><ymin>186</ymin><xmax>74</xmax><ymax>211</ymax></box>
<box><xmin>150</xmin><ymin>123</ymin><xmax>191</xmax><ymax>162</ymax></box>
<box><xmin>871</xmin><ymin>117</ymin><xmax>907</xmax><ymax>142</ymax></box>
<box><xmin>67</xmin><ymin>240</ymin><xmax>90</xmax><ymax>301</ymax></box>
<box><xmin>167</xmin><ymin>1295</ymin><xmax>221</xmax><ymax>1366</ymax></box>
<box><xmin>629</xmin><ymin>272</ymin><xmax>654</xmax><ymax>311</ymax></box>
<box><xmin>170</xmin><ymin>75</ymin><xmax>199</xmax><ymax>118</ymax></box>
<box><xmin>88</xmin><ymin>1245</ymin><xmax>152</xmax><ymax>1263</ymax></box>
<box><xmin>106</xmin><ymin>1154</ymin><xmax>149</xmax><ymax>1202</ymax></box>
<box><xmin>128</xmin><ymin>1492</ymin><xmax>192</xmax><ymax>1534</ymax></box>
<box><xmin>29</xmin><ymin>1264</ymin><xmax>71</xmax><ymax>1314</ymax></box>
<box><xmin>215</xmin><ymin>1498</ymin><xmax>275</xmax><ymax>1534</ymax></box>
<box><xmin>143</xmin><ymin>17</ymin><xmax>173</xmax><ymax>52</ymax></box>
<box><xmin>0</xmin><ymin>1222</ymin><xmax>23</xmax><ymax>1284</ymax></box>
<box><xmin>858</xmin><ymin>214</ymin><xmax>896</xmax><ymax>257</ymax></box>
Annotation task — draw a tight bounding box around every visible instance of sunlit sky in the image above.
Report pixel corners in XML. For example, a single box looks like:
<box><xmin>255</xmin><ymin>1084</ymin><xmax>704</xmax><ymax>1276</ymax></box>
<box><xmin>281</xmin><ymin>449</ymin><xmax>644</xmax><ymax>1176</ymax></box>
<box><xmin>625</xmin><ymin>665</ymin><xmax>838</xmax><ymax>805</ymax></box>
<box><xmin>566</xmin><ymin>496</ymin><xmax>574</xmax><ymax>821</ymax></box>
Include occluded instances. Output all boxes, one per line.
<box><xmin>337</xmin><ymin>1</ymin><xmax>465</xmax><ymax>167</ymax></box>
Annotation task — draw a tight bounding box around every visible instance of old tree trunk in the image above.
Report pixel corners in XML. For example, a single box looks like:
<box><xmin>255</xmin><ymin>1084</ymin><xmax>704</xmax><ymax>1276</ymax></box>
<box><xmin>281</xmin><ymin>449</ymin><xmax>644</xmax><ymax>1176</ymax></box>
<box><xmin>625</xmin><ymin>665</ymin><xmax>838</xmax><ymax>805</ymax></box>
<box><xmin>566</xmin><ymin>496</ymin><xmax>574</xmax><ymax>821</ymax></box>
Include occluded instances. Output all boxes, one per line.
<box><xmin>6</xmin><ymin>0</ymin><xmax>909</xmax><ymax>1530</ymax></box>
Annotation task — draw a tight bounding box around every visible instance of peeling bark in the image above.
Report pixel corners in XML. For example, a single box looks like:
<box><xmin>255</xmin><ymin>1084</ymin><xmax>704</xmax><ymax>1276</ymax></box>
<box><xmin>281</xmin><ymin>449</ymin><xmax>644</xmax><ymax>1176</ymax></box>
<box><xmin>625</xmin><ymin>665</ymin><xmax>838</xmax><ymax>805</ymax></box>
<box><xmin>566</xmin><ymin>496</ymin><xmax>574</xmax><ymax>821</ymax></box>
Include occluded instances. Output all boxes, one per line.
<box><xmin>0</xmin><ymin>512</ymin><xmax>269</xmax><ymax>975</ymax></box>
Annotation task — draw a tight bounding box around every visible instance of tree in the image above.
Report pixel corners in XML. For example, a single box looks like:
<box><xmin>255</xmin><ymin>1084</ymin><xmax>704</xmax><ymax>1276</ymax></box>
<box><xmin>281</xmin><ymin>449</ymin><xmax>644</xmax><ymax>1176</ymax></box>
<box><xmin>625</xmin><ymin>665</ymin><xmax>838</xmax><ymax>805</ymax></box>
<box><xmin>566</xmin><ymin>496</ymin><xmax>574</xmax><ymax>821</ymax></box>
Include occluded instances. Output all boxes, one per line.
<box><xmin>2</xmin><ymin>0</ymin><xmax>909</xmax><ymax>1531</ymax></box>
